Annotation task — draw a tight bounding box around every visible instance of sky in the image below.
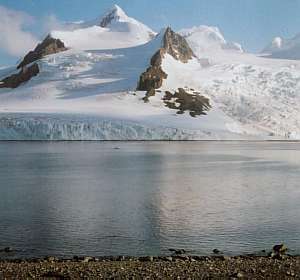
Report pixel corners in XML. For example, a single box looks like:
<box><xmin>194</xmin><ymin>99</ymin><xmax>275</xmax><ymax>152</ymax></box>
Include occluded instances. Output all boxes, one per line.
<box><xmin>1</xmin><ymin>0</ymin><xmax>300</xmax><ymax>66</ymax></box>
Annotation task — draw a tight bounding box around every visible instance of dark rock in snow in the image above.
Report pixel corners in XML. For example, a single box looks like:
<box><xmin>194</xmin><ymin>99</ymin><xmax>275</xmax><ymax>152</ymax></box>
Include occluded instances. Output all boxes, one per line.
<box><xmin>164</xmin><ymin>88</ymin><xmax>211</xmax><ymax>117</ymax></box>
<box><xmin>137</xmin><ymin>27</ymin><xmax>195</xmax><ymax>99</ymax></box>
<box><xmin>17</xmin><ymin>35</ymin><xmax>68</xmax><ymax>69</ymax></box>
<box><xmin>163</xmin><ymin>27</ymin><xmax>194</xmax><ymax>63</ymax></box>
<box><xmin>0</xmin><ymin>35</ymin><xmax>67</xmax><ymax>89</ymax></box>
<box><xmin>0</xmin><ymin>63</ymin><xmax>39</xmax><ymax>89</ymax></box>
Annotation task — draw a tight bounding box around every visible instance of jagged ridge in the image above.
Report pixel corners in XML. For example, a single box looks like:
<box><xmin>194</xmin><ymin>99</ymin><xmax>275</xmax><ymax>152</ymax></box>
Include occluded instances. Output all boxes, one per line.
<box><xmin>99</xmin><ymin>5</ymin><xmax>127</xmax><ymax>27</ymax></box>
<box><xmin>0</xmin><ymin>35</ymin><xmax>67</xmax><ymax>88</ymax></box>
<box><xmin>17</xmin><ymin>35</ymin><xmax>68</xmax><ymax>69</ymax></box>
<box><xmin>137</xmin><ymin>27</ymin><xmax>195</xmax><ymax>93</ymax></box>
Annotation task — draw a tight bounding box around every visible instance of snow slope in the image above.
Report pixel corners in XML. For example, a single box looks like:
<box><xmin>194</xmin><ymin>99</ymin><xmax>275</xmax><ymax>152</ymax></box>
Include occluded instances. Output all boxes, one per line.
<box><xmin>163</xmin><ymin>26</ymin><xmax>300</xmax><ymax>139</ymax></box>
<box><xmin>180</xmin><ymin>26</ymin><xmax>243</xmax><ymax>56</ymax></box>
<box><xmin>0</xmin><ymin>29</ymin><xmax>245</xmax><ymax>140</ymax></box>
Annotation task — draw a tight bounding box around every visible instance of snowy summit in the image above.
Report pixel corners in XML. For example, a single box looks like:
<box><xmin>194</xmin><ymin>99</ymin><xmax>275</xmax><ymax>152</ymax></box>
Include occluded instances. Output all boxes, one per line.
<box><xmin>51</xmin><ymin>5</ymin><xmax>156</xmax><ymax>50</ymax></box>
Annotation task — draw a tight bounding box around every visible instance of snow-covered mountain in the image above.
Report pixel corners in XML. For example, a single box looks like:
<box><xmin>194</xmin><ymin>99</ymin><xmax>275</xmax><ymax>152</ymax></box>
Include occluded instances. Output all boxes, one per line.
<box><xmin>180</xmin><ymin>26</ymin><xmax>243</xmax><ymax>55</ymax></box>
<box><xmin>51</xmin><ymin>5</ymin><xmax>155</xmax><ymax>50</ymax></box>
<box><xmin>262</xmin><ymin>33</ymin><xmax>300</xmax><ymax>60</ymax></box>
<box><xmin>1</xmin><ymin>5</ymin><xmax>300</xmax><ymax>140</ymax></box>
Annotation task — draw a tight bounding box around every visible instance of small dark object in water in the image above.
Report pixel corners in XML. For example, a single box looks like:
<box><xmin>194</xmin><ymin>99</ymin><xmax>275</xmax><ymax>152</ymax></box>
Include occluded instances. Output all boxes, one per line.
<box><xmin>113</xmin><ymin>147</ymin><xmax>121</xmax><ymax>150</ymax></box>
<box><xmin>2</xmin><ymin>247</ymin><xmax>13</xmax><ymax>253</ymax></box>
<box><xmin>213</xmin><ymin>249</ymin><xmax>221</xmax><ymax>254</ymax></box>
<box><xmin>169</xmin><ymin>248</ymin><xmax>186</xmax><ymax>255</ymax></box>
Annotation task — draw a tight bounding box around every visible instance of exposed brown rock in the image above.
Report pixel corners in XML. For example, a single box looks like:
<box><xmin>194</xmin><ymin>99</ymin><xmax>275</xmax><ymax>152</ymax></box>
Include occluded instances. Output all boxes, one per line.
<box><xmin>17</xmin><ymin>35</ymin><xmax>67</xmax><ymax>69</ymax></box>
<box><xmin>150</xmin><ymin>49</ymin><xmax>164</xmax><ymax>67</ymax></box>
<box><xmin>137</xmin><ymin>66</ymin><xmax>168</xmax><ymax>93</ymax></box>
<box><xmin>137</xmin><ymin>27</ymin><xmax>195</xmax><ymax>101</ymax></box>
<box><xmin>137</xmin><ymin>48</ymin><xmax>168</xmax><ymax>93</ymax></box>
<box><xmin>0</xmin><ymin>35</ymin><xmax>67</xmax><ymax>89</ymax></box>
<box><xmin>164</xmin><ymin>88</ymin><xmax>211</xmax><ymax>117</ymax></box>
<box><xmin>162</xmin><ymin>27</ymin><xmax>194</xmax><ymax>63</ymax></box>
<box><xmin>0</xmin><ymin>63</ymin><xmax>39</xmax><ymax>89</ymax></box>
<box><xmin>142</xmin><ymin>88</ymin><xmax>156</xmax><ymax>103</ymax></box>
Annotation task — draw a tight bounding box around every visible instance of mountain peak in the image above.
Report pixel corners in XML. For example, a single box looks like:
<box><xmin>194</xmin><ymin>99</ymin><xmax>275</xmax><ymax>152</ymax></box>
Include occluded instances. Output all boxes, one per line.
<box><xmin>162</xmin><ymin>27</ymin><xmax>195</xmax><ymax>62</ymax></box>
<box><xmin>100</xmin><ymin>4</ymin><xmax>128</xmax><ymax>27</ymax></box>
<box><xmin>112</xmin><ymin>4</ymin><xmax>125</xmax><ymax>14</ymax></box>
<box><xmin>179</xmin><ymin>25</ymin><xmax>244</xmax><ymax>54</ymax></box>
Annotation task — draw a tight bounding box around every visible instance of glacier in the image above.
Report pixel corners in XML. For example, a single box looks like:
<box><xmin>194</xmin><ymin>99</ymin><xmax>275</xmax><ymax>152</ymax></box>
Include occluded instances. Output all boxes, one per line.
<box><xmin>0</xmin><ymin>113</ymin><xmax>240</xmax><ymax>141</ymax></box>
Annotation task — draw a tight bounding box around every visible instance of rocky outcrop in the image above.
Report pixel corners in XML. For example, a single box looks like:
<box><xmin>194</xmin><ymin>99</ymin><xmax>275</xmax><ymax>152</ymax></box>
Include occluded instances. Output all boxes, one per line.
<box><xmin>17</xmin><ymin>35</ymin><xmax>67</xmax><ymax>69</ymax></box>
<box><xmin>138</xmin><ymin>49</ymin><xmax>168</xmax><ymax>95</ymax></box>
<box><xmin>0</xmin><ymin>35</ymin><xmax>67</xmax><ymax>89</ymax></box>
<box><xmin>162</xmin><ymin>27</ymin><xmax>194</xmax><ymax>63</ymax></box>
<box><xmin>0</xmin><ymin>64</ymin><xmax>39</xmax><ymax>89</ymax></box>
<box><xmin>163</xmin><ymin>88</ymin><xmax>211</xmax><ymax>117</ymax></box>
<box><xmin>137</xmin><ymin>27</ymin><xmax>195</xmax><ymax>98</ymax></box>
<box><xmin>100</xmin><ymin>8</ymin><xmax>118</xmax><ymax>28</ymax></box>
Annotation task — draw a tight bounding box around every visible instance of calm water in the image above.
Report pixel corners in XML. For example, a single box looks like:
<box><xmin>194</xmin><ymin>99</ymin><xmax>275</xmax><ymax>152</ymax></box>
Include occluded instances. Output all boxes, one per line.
<box><xmin>0</xmin><ymin>141</ymin><xmax>300</xmax><ymax>258</ymax></box>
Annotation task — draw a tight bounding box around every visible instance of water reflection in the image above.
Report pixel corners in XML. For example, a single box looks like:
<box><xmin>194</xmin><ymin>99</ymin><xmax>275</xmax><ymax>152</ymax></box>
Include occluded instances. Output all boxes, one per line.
<box><xmin>0</xmin><ymin>142</ymin><xmax>300</xmax><ymax>258</ymax></box>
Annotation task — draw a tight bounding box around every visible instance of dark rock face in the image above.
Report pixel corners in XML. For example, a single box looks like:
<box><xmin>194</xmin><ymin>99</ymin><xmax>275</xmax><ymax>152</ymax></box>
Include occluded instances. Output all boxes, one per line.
<box><xmin>1</xmin><ymin>35</ymin><xmax>67</xmax><ymax>89</ymax></box>
<box><xmin>164</xmin><ymin>88</ymin><xmax>211</xmax><ymax>117</ymax></box>
<box><xmin>142</xmin><ymin>88</ymin><xmax>156</xmax><ymax>102</ymax></box>
<box><xmin>137</xmin><ymin>49</ymin><xmax>168</xmax><ymax>93</ymax></box>
<box><xmin>17</xmin><ymin>35</ymin><xmax>67</xmax><ymax>69</ymax></box>
<box><xmin>150</xmin><ymin>49</ymin><xmax>164</xmax><ymax>66</ymax></box>
<box><xmin>100</xmin><ymin>9</ymin><xmax>117</xmax><ymax>28</ymax></box>
<box><xmin>0</xmin><ymin>64</ymin><xmax>39</xmax><ymax>89</ymax></box>
<box><xmin>138</xmin><ymin>50</ymin><xmax>168</xmax><ymax>91</ymax></box>
<box><xmin>163</xmin><ymin>27</ymin><xmax>194</xmax><ymax>63</ymax></box>
<box><xmin>137</xmin><ymin>27</ymin><xmax>195</xmax><ymax>99</ymax></box>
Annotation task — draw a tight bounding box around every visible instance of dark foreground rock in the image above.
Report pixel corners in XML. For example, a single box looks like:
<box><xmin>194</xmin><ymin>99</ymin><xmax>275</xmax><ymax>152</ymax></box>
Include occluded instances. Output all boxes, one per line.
<box><xmin>0</xmin><ymin>63</ymin><xmax>39</xmax><ymax>89</ymax></box>
<box><xmin>17</xmin><ymin>35</ymin><xmax>68</xmax><ymax>69</ymax></box>
<box><xmin>1</xmin><ymin>256</ymin><xmax>300</xmax><ymax>279</ymax></box>
<box><xmin>0</xmin><ymin>34</ymin><xmax>67</xmax><ymax>89</ymax></box>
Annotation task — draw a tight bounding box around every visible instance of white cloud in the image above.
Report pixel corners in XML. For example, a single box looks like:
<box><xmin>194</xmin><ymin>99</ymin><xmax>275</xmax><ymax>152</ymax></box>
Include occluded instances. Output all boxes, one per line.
<box><xmin>0</xmin><ymin>5</ymin><xmax>38</xmax><ymax>57</ymax></box>
<box><xmin>42</xmin><ymin>14</ymin><xmax>64</xmax><ymax>33</ymax></box>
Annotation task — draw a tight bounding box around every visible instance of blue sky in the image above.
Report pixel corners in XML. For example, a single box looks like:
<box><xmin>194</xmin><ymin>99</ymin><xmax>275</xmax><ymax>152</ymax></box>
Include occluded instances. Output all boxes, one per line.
<box><xmin>1</xmin><ymin>0</ymin><xmax>300</xmax><ymax>66</ymax></box>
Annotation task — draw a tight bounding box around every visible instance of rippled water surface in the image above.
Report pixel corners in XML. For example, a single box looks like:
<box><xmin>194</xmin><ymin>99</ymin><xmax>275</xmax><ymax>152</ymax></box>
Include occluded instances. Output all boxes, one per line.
<box><xmin>0</xmin><ymin>141</ymin><xmax>300</xmax><ymax>258</ymax></box>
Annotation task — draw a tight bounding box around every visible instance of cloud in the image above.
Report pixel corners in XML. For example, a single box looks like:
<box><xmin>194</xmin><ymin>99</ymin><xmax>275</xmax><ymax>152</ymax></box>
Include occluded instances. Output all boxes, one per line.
<box><xmin>0</xmin><ymin>5</ymin><xmax>38</xmax><ymax>57</ymax></box>
<box><xmin>42</xmin><ymin>14</ymin><xmax>64</xmax><ymax>33</ymax></box>
<box><xmin>42</xmin><ymin>14</ymin><xmax>81</xmax><ymax>34</ymax></box>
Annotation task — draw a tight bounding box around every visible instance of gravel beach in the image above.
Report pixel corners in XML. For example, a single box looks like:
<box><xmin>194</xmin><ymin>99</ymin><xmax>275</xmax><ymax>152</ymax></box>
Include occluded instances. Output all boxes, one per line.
<box><xmin>1</xmin><ymin>255</ymin><xmax>300</xmax><ymax>279</ymax></box>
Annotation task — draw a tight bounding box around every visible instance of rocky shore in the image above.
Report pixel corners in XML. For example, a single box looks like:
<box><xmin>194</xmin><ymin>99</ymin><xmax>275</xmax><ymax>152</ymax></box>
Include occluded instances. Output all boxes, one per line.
<box><xmin>1</xmin><ymin>255</ymin><xmax>300</xmax><ymax>279</ymax></box>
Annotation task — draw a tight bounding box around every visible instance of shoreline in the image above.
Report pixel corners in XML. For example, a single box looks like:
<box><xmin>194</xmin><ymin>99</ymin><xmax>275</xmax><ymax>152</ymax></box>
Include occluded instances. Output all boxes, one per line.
<box><xmin>1</xmin><ymin>255</ymin><xmax>300</xmax><ymax>279</ymax></box>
